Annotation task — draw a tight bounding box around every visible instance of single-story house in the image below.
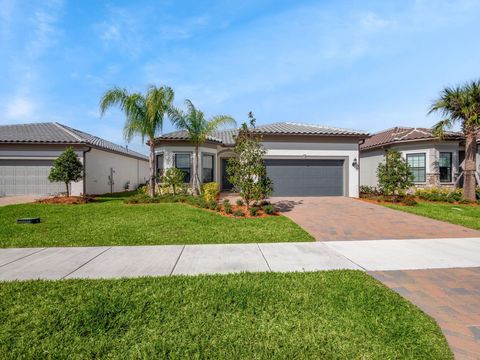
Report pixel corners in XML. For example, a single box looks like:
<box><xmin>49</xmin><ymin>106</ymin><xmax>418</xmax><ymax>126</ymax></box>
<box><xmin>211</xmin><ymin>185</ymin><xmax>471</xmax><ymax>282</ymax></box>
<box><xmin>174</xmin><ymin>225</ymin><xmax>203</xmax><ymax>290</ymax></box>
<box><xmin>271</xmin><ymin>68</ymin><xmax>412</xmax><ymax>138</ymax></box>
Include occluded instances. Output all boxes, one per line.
<box><xmin>360</xmin><ymin>126</ymin><xmax>480</xmax><ymax>188</ymax></box>
<box><xmin>0</xmin><ymin>122</ymin><xmax>149</xmax><ymax>196</ymax></box>
<box><xmin>154</xmin><ymin>122</ymin><xmax>369</xmax><ymax>197</ymax></box>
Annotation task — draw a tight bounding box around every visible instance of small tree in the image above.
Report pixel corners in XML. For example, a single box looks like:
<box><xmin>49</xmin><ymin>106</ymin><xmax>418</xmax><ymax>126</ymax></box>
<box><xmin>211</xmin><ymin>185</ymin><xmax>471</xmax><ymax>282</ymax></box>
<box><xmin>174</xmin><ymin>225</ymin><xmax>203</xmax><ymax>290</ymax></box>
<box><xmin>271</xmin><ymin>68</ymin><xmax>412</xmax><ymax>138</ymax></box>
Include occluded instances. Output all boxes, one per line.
<box><xmin>227</xmin><ymin>113</ymin><xmax>273</xmax><ymax>209</ymax></box>
<box><xmin>48</xmin><ymin>147</ymin><xmax>83</xmax><ymax>196</ymax></box>
<box><xmin>160</xmin><ymin>168</ymin><xmax>185</xmax><ymax>195</ymax></box>
<box><xmin>377</xmin><ymin>150</ymin><xmax>413</xmax><ymax>197</ymax></box>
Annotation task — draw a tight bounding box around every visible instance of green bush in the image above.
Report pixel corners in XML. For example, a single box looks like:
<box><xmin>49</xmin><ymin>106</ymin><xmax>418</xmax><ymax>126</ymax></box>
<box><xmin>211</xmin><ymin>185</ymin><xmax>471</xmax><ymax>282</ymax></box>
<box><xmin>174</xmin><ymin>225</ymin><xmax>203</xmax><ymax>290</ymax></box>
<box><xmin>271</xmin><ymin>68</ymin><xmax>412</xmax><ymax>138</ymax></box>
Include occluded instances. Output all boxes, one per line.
<box><xmin>202</xmin><ymin>182</ymin><xmax>220</xmax><ymax>202</ymax></box>
<box><xmin>248</xmin><ymin>207</ymin><xmax>259</xmax><ymax>217</ymax></box>
<box><xmin>206</xmin><ymin>200</ymin><xmax>218</xmax><ymax>211</ymax></box>
<box><xmin>476</xmin><ymin>187</ymin><xmax>480</xmax><ymax>200</ymax></box>
<box><xmin>233</xmin><ymin>209</ymin><xmax>245</xmax><ymax>217</ymax></box>
<box><xmin>160</xmin><ymin>168</ymin><xmax>186</xmax><ymax>195</ymax></box>
<box><xmin>223</xmin><ymin>199</ymin><xmax>233</xmax><ymax>214</ymax></box>
<box><xmin>262</xmin><ymin>204</ymin><xmax>275</xmax><ymax>215</ymax></box>
<box><xmin>402</xmin><ymin>197</ymin><xmax>418</xmax><ymax>206</ymax></box>
<box><xmin>236</xmin><ymin>199</ymin><xmax>244</xmax><ymax>206</ymax></box>
<box><xmin>414</xmin><ymin>188</ymin><xmax>463</xmax><ymax>202</ymax></box>
<box><xmin>359</xmin><ymin>185</ymin><xmax>381</xmax><ymax>195</ymax></box>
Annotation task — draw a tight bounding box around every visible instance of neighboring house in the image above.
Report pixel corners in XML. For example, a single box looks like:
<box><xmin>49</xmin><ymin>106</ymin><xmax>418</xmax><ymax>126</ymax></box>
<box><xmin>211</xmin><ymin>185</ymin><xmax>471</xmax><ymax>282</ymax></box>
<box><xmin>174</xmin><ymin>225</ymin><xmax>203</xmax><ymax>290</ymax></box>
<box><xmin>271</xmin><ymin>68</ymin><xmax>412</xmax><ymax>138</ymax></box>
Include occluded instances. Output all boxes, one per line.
<box><xmin>154</xmin><ymin>122</ymin><xmax>368</xmax><ymax>197</ymax></box>
<box><xmin>0</xmin><ymin>123</ymin><xmax>149</xmax><ymax>196</ymax></box>
<box><xmin>360</xmin><ymin>127</ymin><xmax>480</xmax><ymax>188</ymax></box>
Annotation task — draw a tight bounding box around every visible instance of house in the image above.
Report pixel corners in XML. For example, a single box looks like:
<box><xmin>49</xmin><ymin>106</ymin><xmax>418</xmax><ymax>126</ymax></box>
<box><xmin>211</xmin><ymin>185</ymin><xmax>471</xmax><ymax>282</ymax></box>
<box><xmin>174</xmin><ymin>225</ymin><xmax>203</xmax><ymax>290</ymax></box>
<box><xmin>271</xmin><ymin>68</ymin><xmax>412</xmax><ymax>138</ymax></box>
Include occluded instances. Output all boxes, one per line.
<box><xmin>154</xmin><ymin>122</ymin><xmax>369</xmax><ymax>197</ymax></box>
<box><xmin>360</xmin><ymin>127</ymin><xmax>480</xmax><ymax>188</ymax></box>
<box><xmin>0</xmin><ymin>122</ymin><xmax>149</xmax><ymax>196</ymax></box>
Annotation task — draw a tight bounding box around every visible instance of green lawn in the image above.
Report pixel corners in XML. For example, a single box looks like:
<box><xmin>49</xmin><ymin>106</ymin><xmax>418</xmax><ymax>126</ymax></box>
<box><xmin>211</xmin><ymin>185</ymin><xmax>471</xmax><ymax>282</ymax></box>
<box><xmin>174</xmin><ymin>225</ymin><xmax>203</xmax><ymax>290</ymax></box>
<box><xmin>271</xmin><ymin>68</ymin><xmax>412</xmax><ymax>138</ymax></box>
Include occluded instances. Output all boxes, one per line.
<box><xmin>0</xmin><ymin>271</ymin><xmax>452</xmax><ymax>359</ymax></box>
<box><xmin>385</xmin><ymin>201</ymin><xmax>480</xmax><ymax>230</ymax></box>
<box><xmin>0</xmin><ymin>194</ymin><xmax>312</xmax><ymax>247</ymax></box>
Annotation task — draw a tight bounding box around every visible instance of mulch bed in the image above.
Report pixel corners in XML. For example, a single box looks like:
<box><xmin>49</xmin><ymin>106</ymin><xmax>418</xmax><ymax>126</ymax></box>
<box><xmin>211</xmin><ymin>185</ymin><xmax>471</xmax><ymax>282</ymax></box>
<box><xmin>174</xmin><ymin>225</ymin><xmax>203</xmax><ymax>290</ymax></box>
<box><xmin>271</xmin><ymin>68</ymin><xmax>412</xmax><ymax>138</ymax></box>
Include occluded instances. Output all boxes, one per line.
<box><xmin>215</xmin><ymin>204</ymin><xmax>276</xmax><ymax>218</ymax></box>
<box><xmin>36</xmin><ymin>196</ymin><xmax>96</xmax><ymax>205</ymax></box>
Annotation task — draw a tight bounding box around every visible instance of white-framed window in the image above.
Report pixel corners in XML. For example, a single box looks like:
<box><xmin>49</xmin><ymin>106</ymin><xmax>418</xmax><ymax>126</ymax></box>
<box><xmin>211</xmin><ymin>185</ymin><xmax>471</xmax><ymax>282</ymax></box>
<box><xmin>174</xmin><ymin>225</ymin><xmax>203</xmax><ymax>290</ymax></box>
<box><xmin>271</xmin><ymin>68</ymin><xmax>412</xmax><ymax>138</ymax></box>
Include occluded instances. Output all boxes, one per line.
<box><xmin>406</xmin><ymin>153</ymin><xmax>426</xmax><ymax>182</ymax></box>
<box><xmin>439</xmin><ymin>152</ymin><xmax>452</xmax><ymax>183</ymax></box>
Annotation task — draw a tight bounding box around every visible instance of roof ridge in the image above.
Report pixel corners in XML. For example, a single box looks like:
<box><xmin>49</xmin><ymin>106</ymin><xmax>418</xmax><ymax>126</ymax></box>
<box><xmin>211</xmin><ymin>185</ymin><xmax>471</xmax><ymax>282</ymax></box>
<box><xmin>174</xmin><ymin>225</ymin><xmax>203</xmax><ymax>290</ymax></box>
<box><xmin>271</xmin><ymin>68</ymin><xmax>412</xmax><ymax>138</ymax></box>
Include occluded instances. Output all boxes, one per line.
<box><xmin>54</xmin><ymin>122</ymin><xmax>85</xmax><ymax>142</ymax></box>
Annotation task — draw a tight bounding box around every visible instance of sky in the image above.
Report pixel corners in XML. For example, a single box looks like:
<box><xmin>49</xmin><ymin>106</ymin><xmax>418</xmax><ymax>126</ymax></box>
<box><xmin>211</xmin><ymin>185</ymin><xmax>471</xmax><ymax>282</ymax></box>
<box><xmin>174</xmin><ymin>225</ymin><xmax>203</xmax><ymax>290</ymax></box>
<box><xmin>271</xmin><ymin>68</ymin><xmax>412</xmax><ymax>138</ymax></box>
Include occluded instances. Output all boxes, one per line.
<box><xmin>1</xmin><ymin>0</ymin><xmax>479</xmax><ymax>155</ymax></box>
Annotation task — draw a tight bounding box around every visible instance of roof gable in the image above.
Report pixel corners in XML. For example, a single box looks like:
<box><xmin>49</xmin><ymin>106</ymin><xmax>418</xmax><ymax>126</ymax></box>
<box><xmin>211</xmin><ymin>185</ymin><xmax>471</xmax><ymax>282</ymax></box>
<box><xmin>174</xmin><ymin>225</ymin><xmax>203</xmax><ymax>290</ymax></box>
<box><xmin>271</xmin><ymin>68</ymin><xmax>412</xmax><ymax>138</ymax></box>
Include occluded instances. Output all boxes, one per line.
<box><xmin>0</xmin><ymin>122</ymin><xmax>147</xmax><ymax>160</ymax></box>
<box><xmin>155</xmin><ymin>122</ymin><xmax>369</xmax><ymax>146</ymax></box>
<box><xmin>361</xmin><ymin>127</ymin><xmax>464</xmax><ymax>150</ymax></box>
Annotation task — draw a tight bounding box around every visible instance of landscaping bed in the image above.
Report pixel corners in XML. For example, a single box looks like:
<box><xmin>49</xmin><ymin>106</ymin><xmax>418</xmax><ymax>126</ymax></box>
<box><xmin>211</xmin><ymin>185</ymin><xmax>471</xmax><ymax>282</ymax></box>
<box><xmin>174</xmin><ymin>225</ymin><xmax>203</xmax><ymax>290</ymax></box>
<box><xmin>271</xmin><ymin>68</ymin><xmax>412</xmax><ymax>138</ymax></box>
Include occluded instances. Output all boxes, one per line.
<box><xmin>125</xmin><ymin>193</ymin><xmax>276</xmax><ymax>218</ymax></box>
<box><xmin>0</xmin><ymin>193</ymin><xmax>312</xmax><ymax>247</ymax></box>
<box><xmin>36</xmin><ymin>196</ymin><xmax>95</xmax><ymax>205</ymax></box>
<box><xmin>0</xmin><ymin>271</ymin><xmax>452</xmax><ymax>359</ymax></box>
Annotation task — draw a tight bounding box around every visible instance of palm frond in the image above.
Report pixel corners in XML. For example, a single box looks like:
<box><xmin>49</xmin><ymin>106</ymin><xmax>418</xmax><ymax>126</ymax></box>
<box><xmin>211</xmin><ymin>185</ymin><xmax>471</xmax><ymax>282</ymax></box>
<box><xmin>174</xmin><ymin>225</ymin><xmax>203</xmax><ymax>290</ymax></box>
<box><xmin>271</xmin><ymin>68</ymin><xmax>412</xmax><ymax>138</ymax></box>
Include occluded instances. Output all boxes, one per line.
<box><xmin>431</xmin><ymin>119</ymin><xmax>453</xmax><ymax>139</ymax></box>
<box><xmin>205</xmin><ymin>115</ymin><xmax>236</xmax><ymax>134</ymax></box>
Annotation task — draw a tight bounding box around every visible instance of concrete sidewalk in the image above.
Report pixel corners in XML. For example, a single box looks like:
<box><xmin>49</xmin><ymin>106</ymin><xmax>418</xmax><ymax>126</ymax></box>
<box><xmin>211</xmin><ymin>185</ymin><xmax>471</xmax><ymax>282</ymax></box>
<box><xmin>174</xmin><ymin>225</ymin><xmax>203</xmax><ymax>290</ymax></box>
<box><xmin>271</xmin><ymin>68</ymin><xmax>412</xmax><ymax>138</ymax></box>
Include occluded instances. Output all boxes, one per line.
<box><xmin>1</xmin><ymin>238</ymin><xmax>480</xmax><ymax>281</ymax></box>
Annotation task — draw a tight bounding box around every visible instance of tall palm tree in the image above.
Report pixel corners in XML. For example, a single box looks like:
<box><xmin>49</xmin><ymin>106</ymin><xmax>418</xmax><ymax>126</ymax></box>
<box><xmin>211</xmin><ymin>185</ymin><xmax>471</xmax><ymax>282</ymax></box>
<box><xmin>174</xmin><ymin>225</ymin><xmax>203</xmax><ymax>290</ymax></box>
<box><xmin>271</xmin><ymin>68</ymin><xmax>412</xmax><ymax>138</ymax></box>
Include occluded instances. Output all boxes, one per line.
<box><xmin>169</xmin><ymin>99</ymin><xmax>236</xmax><ymax>195</ymax></box>
<box><xmin>430</xmin><ymin>80</ymin><xmax>480</xmax><ymax>201</ymax></box>
<box><xmin>100</xmin><ymin>85</ymin><xmax>174</xmax><ymax>198</ymax></box>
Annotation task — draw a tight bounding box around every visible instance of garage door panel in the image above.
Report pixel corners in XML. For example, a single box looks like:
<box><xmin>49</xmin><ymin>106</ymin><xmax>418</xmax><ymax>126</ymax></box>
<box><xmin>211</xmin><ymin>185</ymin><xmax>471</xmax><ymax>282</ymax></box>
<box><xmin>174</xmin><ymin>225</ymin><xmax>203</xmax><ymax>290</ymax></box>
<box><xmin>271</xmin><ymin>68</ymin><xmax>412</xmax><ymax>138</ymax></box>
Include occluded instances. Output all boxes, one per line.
<box><xmin>0</xmin><ymin>160</ymin><xmax>65</xmax><ymax>196</ymax></box>
<box><xmin>265</xmin><ymin>159</ymin><xmax>344</xmax><ymax>197</ymax></box>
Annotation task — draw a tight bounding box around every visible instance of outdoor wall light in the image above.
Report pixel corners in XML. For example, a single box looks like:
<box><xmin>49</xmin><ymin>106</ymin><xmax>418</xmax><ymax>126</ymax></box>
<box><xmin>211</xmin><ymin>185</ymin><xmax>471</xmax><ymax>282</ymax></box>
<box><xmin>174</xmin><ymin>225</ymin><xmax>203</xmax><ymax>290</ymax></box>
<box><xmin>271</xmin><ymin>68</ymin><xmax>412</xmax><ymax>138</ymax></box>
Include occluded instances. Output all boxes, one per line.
<box><xmin>352</xmin><ymin>158</ymin><xmax>358</xmax><ymax>169</ymax></box>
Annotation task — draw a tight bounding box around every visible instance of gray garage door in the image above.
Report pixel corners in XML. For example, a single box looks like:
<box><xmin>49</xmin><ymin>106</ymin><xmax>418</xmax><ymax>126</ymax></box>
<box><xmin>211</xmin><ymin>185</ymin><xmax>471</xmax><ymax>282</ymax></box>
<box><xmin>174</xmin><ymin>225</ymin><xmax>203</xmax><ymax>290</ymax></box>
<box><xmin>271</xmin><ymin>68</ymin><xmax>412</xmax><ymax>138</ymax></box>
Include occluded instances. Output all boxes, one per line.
<box><xmin>0</xmin><ymin>160</ymin><xmax>65</xmax><ymax>196</ymax></box>
<box><xmin>265</xmin><ymin>159</ymin><xmax>344</xmax><ymax>196</ymax></box>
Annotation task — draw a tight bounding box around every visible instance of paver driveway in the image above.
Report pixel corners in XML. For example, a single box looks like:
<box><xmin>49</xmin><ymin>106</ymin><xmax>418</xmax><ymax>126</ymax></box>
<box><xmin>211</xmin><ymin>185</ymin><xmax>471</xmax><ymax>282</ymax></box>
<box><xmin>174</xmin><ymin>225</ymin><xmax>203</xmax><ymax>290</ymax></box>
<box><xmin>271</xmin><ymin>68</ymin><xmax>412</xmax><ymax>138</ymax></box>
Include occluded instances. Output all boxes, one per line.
<box><xmin>371</xmin><ymin>268</ymin><xmax>480</xmax><ymax>359</ymax></box>
<box><xmin>272</xmin><ymin>196</ymin><xmax>480</xmax><ymax>241</ymax></box>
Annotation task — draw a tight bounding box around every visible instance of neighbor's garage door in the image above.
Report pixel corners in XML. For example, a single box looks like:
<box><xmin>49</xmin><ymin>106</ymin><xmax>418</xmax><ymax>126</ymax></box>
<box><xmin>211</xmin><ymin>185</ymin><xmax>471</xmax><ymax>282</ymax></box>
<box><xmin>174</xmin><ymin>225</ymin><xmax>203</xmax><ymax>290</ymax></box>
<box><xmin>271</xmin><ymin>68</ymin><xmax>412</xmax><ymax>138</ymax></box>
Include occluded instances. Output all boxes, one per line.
<box><xmin>265</xmin><ymin>159</ymin><xmax>344</xmax><ymax>196</ymax></box>
<box><xmin>0</xmin><ymin>160</ymin><xmax>65</xmax><ymax>196</ymax></box>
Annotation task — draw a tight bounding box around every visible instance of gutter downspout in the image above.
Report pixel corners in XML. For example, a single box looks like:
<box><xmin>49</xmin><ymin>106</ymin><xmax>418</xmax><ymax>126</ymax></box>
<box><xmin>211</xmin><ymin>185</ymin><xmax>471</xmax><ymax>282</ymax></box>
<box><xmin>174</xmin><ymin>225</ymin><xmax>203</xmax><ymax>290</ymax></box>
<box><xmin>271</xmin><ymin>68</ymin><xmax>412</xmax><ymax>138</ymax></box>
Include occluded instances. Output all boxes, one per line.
<box><xmin>83</xmin><ymin>147</ymin><xmax>92</xmax><ymax>195</ymax></box>
<box><xmin>358</xmin><ymin>139</ymin><xmax>366</xmax><ymax>197</ymax></box>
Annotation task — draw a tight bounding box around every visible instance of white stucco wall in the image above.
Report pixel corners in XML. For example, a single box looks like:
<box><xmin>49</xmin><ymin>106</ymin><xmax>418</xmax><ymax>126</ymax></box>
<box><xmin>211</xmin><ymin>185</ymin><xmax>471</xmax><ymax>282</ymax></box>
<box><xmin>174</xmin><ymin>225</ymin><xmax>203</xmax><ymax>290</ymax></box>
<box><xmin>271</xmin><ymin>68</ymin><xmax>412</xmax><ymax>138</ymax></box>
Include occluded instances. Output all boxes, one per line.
<box><xmin>360</xmin><ymin>141</ymin><xmax>462</xmax><ymax>188</ymax></box>
<box><xmin>85</xmin><ymin>148</ymin><xmax>148</xmax><ymax>194</ymax></box>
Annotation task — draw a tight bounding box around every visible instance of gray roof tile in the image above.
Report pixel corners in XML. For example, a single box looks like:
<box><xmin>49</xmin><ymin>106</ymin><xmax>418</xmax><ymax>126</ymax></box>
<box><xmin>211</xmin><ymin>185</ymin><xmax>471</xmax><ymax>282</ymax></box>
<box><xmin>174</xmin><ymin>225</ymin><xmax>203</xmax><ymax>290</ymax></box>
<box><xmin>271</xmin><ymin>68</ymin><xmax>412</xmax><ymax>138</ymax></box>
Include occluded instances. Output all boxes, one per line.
<box><xmin>155</xmin><ymin>122</ymin><xmax>368</xmax><ymax>146</ymax></box>
<box><xmin>0</xmin><ymin>122</ymin><xmax>147</xmax><ymax>160</ymax></box>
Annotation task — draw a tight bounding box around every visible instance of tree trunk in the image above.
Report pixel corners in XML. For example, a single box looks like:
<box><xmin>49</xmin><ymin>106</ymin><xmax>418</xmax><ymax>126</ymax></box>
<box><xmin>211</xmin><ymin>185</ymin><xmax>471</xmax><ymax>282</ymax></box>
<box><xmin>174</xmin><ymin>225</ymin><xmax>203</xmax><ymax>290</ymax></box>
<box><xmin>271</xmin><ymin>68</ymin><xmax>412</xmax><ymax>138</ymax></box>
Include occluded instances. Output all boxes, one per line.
<box><xmin>65</xmin><ymin>182</ymin><xmax>69</xmax><ymax>197</ymax></box>
<box><xmin>193</xmin><ymin>145</ymin><xmax>200</xmax><ymax>195</ymax></box>
<box><xmin>463</xmin><ymin>132</ymin><xmax>477</xmax><ymax>202</ymax></box>
<box><xmin>149</xmin><ymin>140</ymin><xmax>156</xmax><ymax>198</ymax></box>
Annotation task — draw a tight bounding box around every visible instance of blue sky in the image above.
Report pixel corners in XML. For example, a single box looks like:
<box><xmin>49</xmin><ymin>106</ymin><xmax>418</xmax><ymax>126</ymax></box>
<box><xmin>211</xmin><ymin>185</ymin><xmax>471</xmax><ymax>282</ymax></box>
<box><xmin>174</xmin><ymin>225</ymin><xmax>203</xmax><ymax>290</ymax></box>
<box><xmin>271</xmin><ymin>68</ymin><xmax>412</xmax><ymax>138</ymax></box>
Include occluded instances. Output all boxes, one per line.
<box><xmin>1</xmin><ymin>0</ymin><xmax>479</xmax><ymax>154</ymax></box>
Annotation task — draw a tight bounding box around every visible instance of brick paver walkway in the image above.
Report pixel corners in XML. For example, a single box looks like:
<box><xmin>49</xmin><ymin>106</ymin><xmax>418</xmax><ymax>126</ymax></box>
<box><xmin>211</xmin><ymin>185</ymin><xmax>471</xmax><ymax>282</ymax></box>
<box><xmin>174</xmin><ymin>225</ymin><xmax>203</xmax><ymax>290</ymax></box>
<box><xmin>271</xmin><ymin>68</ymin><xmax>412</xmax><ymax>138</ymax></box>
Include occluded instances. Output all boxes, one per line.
<box><xmin>370</xmin><ymin>268</ymin><xmax>480</xmax><ymax>360</ymax></box>
<box><xmin>272</xmin><ymin>197</ymin><xmax>480</xmax><ymax>241</ymax></box>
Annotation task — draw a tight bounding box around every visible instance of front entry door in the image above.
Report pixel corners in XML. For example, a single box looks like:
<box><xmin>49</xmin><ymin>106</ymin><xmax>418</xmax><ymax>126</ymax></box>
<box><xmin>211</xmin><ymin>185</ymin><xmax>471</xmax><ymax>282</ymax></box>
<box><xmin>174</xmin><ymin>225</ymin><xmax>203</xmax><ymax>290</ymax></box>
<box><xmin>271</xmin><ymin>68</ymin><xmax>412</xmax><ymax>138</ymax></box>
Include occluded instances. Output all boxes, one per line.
<box><xmin>221</xmin><ymin>158</ymin><xmax>234</xmax><ymax>191</ymax></box>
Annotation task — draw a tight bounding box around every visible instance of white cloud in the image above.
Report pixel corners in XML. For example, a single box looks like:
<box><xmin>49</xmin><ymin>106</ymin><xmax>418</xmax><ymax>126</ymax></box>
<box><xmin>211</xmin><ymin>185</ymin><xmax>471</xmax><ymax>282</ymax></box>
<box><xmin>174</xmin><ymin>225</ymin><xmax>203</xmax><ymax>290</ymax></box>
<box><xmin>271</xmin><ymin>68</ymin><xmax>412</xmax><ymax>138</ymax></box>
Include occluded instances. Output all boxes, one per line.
<box><xmin>3</xmin><ymin>96</ymin><xmax>36</xmax><ymax>122</ymax></box>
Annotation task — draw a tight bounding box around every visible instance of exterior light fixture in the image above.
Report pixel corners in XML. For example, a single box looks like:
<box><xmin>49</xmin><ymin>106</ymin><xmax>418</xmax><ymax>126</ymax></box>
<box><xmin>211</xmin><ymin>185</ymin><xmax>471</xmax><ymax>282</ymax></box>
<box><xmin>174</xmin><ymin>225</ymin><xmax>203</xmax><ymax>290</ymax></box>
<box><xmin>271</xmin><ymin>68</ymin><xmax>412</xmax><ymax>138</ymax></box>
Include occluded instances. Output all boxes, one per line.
<box><xmin>352</xmin><ymin>158</ymin><xmax>358</xmax><ymax>169</ymax></box>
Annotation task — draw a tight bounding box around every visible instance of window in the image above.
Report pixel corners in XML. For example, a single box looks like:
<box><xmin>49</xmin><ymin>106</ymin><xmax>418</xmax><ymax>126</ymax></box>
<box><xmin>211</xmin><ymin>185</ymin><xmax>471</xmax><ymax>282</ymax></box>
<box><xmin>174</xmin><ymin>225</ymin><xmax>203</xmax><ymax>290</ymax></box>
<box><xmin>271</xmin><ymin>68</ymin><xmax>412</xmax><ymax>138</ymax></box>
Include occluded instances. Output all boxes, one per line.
<box><xmin>156</xmin><ymin>154</ymin><xmax>164</xmax><ymax>179</ymax></box>
<box><xmin>406</xmin><ymin>153</ymin><xmax>426</xmax><ymax>182</ymax></box>
<box><xmin>202</xmin><ymin>154</ymin><xmax>214</xmax><ymax>183</ymax></box>
<box><xmin>174</xmin><ymin>153</ymin><xmax>191</xmax><ymax>183</ymax></box>
<box><xmin>439</xmin><ymin>152</ymin><xmax>452</xmax><ymax>183</ymax></box>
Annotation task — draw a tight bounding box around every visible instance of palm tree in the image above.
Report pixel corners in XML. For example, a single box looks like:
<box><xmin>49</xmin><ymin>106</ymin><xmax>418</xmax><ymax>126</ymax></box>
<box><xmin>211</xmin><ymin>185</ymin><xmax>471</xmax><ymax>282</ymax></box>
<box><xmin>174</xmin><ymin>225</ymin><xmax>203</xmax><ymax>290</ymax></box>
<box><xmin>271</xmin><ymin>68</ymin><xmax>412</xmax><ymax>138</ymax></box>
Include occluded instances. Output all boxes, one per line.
<box><xmin>429</xmin><ymin>80</ymin><xmax>480</xmax><ymax>201</ymax></box>
<box><xmin>100</xmin><ymin>85</ymin><xmax>174</xmax><ymax>198</ymax></box>
<box><xmin>169</xmin><ymin>99</ymin><xmax>236</xmax><ymax>194</ymax></box>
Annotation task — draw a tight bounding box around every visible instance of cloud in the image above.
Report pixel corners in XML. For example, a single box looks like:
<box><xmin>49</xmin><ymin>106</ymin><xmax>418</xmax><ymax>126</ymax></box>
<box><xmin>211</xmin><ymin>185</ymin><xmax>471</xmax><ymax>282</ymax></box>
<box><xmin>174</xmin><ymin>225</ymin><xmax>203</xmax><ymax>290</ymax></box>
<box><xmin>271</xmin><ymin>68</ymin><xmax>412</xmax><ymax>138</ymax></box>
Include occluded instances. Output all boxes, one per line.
<box><xmin>2</xmin><ymin>96</ymin><xmax>36</xmax><ymax>122</ymax></box>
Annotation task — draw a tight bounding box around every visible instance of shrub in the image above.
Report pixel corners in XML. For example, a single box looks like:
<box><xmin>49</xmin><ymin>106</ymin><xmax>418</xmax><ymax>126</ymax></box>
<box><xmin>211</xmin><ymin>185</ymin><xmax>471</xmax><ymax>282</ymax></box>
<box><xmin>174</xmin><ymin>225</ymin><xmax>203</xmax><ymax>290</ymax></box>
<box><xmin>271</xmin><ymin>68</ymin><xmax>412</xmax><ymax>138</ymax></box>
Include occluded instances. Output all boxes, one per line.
<box><xmin>402</xmin><ymin>196</ymin><xmax>418</xmax><ymax>206</ymax></box>
<box><xmin>202</xmin><ymin>182</ymin><xmax>220</xmax><ymax>202</ymax></box>
<box><xmin>48</xmin><ymin>146</ymin><xmax>83</xmax><ymax>196</ymax></box>
<box><xmin>227</xmin><ymin>115</ymin><xmax>273</xmax><ymax>209</ymax></box>
<box><xmin>223</xmin><ymin>199</ymin><xmax>233</xmax><ymax>214</ymax></box>
<box><xmin>415</xmin><ymin>188</ymin><xmax>463</xmax><ymax>202</ymax></box>
<box><xmin>476</xmin><ymin>187</ymin><xmax>480</xmax><ymax>200</ymax></box>
<box><xmin>233</xmin><ymin>209</ymin><xmax>245</xmax><ymax>217</ymax></box>
<box><xmin>206</xmin><ymin>200</ymin><xmax>218</xmax><ymax>211</ymax></box>
<box><xmin>262</xmin><ymin>204</ymin><xmax>275</xmax><ymax>215</ymax></box>
<box><xmin>160</xmin><ymin>168</ymin><xmax>185</xmax><ymax>195</ymax></box>
<box><xmin>360</xmin><ymin>185</ymin><xmax>381</xmax><ymax>196</ymax></box>
<box><xmin>377</xmin><ymin>150</ymin><xmax>413</xmax><ymax>196</ymax></box>
<box><xmin>248</xmin><ymin>207</ymin><xmax>259</xmax><ymax>216</ymax></box>
<box><xmin>236</xmin><ymin>199</ymin><xmax>244</xmax><ymax>206</ymax></box>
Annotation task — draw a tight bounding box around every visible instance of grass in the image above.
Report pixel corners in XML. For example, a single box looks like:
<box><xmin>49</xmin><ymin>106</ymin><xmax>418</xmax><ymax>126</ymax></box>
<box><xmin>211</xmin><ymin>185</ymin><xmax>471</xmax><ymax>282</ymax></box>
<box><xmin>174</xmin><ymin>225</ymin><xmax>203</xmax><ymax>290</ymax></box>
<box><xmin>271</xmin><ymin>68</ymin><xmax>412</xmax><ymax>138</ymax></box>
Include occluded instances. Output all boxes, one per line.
<box><xmin>0</xmin><ymin>271</ymin><xmax>452</xmax><ymax>359</ymax></box>
<box><xmin>0</xmin><ymin>193</ymin><xmax>312</xmax><ymax>247</ymax></box>
<box><xmin>385</xmin><ymin>201</ymin><xmax>480</xmax><ymax>230</ymax></box>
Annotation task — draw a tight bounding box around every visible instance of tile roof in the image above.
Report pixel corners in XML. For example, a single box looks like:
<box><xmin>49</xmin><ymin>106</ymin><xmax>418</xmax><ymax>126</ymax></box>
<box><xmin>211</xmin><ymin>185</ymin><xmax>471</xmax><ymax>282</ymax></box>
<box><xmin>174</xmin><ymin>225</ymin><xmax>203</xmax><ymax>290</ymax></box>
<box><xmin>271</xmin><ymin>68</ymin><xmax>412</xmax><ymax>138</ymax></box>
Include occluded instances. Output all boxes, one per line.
<box><xmin>0</xmin><ymin>122</ymin><xmax>147</xmax><ymax>160</ymax></box>
<box><xmin>155</xmin><ymin>122</ymin><xmax>368</xmax><ymax>146</ymax></box>
<box><xmin>361</xmin><ymin>127</ymin><xmax>464</xmax><ymax>151</ymax></box>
